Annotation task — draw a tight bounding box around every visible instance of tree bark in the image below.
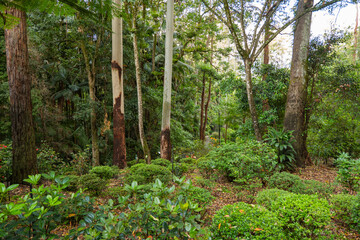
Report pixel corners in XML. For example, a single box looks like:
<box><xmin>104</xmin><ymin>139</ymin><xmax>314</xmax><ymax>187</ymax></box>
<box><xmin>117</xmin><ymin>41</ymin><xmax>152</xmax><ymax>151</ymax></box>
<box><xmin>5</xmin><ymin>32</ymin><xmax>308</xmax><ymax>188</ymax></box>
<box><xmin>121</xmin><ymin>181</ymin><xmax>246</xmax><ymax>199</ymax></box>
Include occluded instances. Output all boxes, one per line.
<box><xmin>132</xmin><ymin>14</ymin><xmax>151</xmax><ymax>164</ymax></box>
<box><xmin>5</xmin><ymin>8</ymin><xmax>37</xmax><ymax>183</ymax></box>
<box><xmin>112</xmin><ymin>0</ymin><xmax>126</xmax><ymax>168</ymax></box>
<box><xmin>160</xmin><ymin>0</ymin><xmax>174</xmax><ymax>160</ymax></box>
<box><xmin>283</xmin><ymin>0</ymin><xmax>313</xmax><ymax>167</ymax></box>
<box><xmin>244</xmin><ymin>59</ymin><xmax>262</xmax><ymax>141</ymax></box>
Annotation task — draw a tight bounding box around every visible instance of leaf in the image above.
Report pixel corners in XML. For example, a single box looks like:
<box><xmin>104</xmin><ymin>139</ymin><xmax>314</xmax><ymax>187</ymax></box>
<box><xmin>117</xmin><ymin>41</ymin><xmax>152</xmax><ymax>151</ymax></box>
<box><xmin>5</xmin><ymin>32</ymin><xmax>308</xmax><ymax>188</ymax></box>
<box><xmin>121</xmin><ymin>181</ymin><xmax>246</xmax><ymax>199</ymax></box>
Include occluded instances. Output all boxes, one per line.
<box><xmin>185</xmin><ymin>222</ymin><xmax>191</xmax><ymax>232</ymax></box>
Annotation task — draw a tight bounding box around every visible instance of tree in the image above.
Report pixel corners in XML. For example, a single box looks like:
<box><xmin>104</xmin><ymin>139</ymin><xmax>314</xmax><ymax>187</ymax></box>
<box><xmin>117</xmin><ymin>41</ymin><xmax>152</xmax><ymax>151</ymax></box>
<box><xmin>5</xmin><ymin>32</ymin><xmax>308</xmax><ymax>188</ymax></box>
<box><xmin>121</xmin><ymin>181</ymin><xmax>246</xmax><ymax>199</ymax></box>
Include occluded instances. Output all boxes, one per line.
<box><xmin>283</xmin><ymin>0</ymin><xmax>313</xmax><ymax>167</ymax></box>
<box><xmin>160</xmin><ymin>0</ymin><xmax>174</xmax><ymax>160</ymax></box>
<box><xmin>112</xmin><ymin>0</ymin><xmax>126</xmax><ymax>168</ymax></box>
<box><xmin>202</xmin><ymin>0</ymin><xmax>341</xmax><ymax>141</ymax></box>
<box><xmin>126</xmin><ymin>1</ymin><xmax>151</xmax><ymax>163</ymax></box>
<box><xmin>4</xmin><ymin>7</ymin><xmax>37</xmax><ymax>183</ymax></box>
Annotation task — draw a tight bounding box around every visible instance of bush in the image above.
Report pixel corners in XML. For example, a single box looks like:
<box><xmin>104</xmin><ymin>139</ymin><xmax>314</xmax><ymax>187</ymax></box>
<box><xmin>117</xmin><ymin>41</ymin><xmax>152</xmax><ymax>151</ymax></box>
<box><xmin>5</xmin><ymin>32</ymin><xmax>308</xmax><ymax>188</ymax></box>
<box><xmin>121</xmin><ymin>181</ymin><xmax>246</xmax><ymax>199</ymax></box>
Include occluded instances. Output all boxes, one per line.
<box><xmin>64</xmin><ymin>175</ymin><xmax>80</xmax><ymax>192</ymax></box>
<box><xmin>177</xmin><ymin>186</ymin><xmax>214</xmax><ymax>207</ymax></box>
<box><xmin>37</xmin><ymin>142</ymin><xmax>64</xmax><ymax>174</ymax></box>
<box><xmin>268</xmin><ymin>172</ymin><xmax>303</xmax><ymax>192</ymax></box>
<box><xmin>89</xmin><ymin>166</ymin><xmax>118</xmax><ymax>180</ymax></box>
<box><xmin>179</xmin><ymin>157</ymin><xmax>196</xmax><ymax>165</ymax></box>
<box><xmin>125</xmin><ymin>164</ymin><xmax>172</xmax><ymax>186</ymax></box>
<box><xmin>334</xmin><ymin>152</ymin><xmax>360</xmax><ymax>192</ymax></box>
<box><xmin>126</xmin><ymin>159</ymin><xmax>146</xmax><ymax>168</ymax></box>
<box><xmin>256</xmin><ymin>188</ymin><xmax>290</xmax><ymax>209</ymax></box>
<box><xmin>105</xmin><ymin>186</ymin><xmax>127</xmax><ymax>199</ymax></box>
<box><xmin>301</xmin><ymin>179</ymin><xmax>334</xmax><ymax>199</ymax></box>
<box><xmin>201</xmin><ymin>140</ymin><xmax>277</xmax><ymax>186</ymax></box>
<box><xmin>330</xmin><ymin>194</ymin><xmax>357</xmax><ymax>226</ymax></box>
<box><xmin>0</xmin><ymin>143</ymin><xmax>12</xmax><ymax>182</ymax></box>
<box><xmin>211</xmin><ymin>202</ymin><xmax>284</xmax><ymax>239</ymax></box>
<box><xmin>151</xmin><ymin>158</ymin><xmax>171</xmax><ymax>167</ymax></box>
<box><xmin>197</xmin><ymin>158</ymin><xmax>216</xmax><ymax>178</ymax></box>
<box><xmin>264</xmin><ymin>128</ymin><xmax>296</xmax><ymax>171</ymax></box>
<box><xmin>79</xmin><ymin>174</ymin><xmax>107</xmax><ymax>195</ymax></box>
<box><xmin>270</xmin><ymin>193</ymin><xmax>331</xmax><ymax>239</ymax></box>
<box><xmin>172</xmin><ymin>162</ymin><xmax>191</xmax><ymax>177</ymax></box>
<box><xmin>351</xmin><ymin>194</ymin><xmax>360</xmax><ymax>232</ymax></box>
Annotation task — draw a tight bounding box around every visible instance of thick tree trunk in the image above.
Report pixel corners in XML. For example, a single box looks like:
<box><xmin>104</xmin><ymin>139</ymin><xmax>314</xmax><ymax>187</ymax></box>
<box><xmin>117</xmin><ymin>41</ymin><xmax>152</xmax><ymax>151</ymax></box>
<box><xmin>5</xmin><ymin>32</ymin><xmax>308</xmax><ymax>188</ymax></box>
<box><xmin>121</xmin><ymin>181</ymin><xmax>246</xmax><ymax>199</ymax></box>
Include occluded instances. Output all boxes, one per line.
<box><xmin>160</xmin><ymin>0</ymin><xmax>174</xmax><ymax>161</ymax></box>
<box><xmin>5</xmin><ymin>8</ymin><xmax>37</xmax><ymax>183</ymax></box>
<box><xmin>283</xmin><ymin>0</ymin><xmax>313</xmax><ymax>167</ymax></box>
<box><xmin>112</xmin><ymin>0</ymin><xmax>127</xmax><ymax>168</ymax></box>
<box><xmin>132</xmin><ymin>16</ymin><xmax>151</xmax><ymax>164</ymax></box>
<box><xmin>244</xmin><ymin>59</ymin><xmax>262</xmax><ymax>141</ymax></box>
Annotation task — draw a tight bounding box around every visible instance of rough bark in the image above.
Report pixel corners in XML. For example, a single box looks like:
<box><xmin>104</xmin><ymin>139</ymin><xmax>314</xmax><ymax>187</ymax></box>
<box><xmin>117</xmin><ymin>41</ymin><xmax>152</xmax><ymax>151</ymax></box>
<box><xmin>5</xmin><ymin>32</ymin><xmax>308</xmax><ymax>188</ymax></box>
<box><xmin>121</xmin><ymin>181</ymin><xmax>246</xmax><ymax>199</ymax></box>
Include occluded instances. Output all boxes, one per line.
<box><xmin>112</xmin><ymin>0</ymin><xmax>126</xmax><ymax>168</ymax></box>
<box><xmin>5</xmin><ymin>8</ymin><xmax>37</xmax><ymax>183</ymax></box>
<box><xmin>283</xmin><ymin>0</ymin><xmax>313</xmax><ymax>167</ymax></box>
<box><xmin>244</xmin><ymin>59</ymin><xmax>262</xmax><ymax>141</ymax></box>
<box><xmin>132</xmin><ymin>14</ymin><xmax>151</xmax><ymax>164</ymax></box>
<box><xmin>160</xmin><ymin>0</ymin><xmax>174</xmax><ymax>160</ymax></box>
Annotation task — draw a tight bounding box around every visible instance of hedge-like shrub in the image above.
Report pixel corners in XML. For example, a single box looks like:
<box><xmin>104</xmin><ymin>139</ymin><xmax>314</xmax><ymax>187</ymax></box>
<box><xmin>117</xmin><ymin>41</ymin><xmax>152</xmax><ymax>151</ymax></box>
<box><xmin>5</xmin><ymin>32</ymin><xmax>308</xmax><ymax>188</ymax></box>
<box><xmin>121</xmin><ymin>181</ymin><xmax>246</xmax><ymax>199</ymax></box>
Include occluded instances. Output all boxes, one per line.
<box><xmin>126</xmin><ymin>159</ymin><xmax>146</xmax><ymax>168</ymax></box>
<box><xmin>89</xmin><ymin>166</ymin><xmax>118</xmax><ymax>180</ymax></box>
<box><xmin>211</xmin><ymin>202</ymin><xmax>284</xmax><ymax>239</ymax></box>
<box><xmin>270</xmin><ymin>193</ymin><xmax>331</xmax><ymax>239</ymax></box>
<box><xmin>268</xmin><ymin>172</ymin><xmax>303</xmax><ymax>191</ymax></box>
<box><xmin>256</xmin><ymin>188</ymin><xmax>290</xmax><ymax>209</ymax></box>
<box><xmin>125</xmin><ymin>164</ymin><xmax>172</xmax><ymax>186</ymax></box>
<box><xmin>330</xmin><ymin>194</ymin><xmax>357</xmax><ymax>226</ymax></box>
<box><xmin>79</xmin><ymin>173</ymin><xmax>107</xmax><ymax>195</ymax></box>
<box><xmin>151</xmin><ymin>158</ymin><xmax>171</xmax><ymax>167</ymax></box>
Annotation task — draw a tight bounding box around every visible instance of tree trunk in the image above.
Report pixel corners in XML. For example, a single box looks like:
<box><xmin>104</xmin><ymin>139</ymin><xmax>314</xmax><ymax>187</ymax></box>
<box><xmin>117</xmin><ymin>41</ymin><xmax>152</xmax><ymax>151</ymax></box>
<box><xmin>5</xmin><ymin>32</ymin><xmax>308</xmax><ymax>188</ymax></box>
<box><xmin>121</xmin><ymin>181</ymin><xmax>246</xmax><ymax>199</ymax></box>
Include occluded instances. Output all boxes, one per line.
<box><xmin>112</xmin><ymin>0</ymin><xmax>126</xmax><ymax>168</ymax></box>
<box><xmin>132</xmin><ymin>15</ymin><xmax>151</xmax><ymax>164</ymax></box>
<box><xmin>244</xmin><ymin>59</ymin><xmax>262</xmax><ymax>141</ymax></box>
<box><xmin>80</xmin><ymin>42</ymin><xmax>100</xmax><ymax>166</ymax></box>
<box><xmin>160</xmin><ymin>0</ymin><xmax>174</xmax><ymax>161</ymax></box>
<box><xmin>283</xmin><ymin>0</ymin><xmax>313</xmax><ymax>167</ymax></box>
<box><xmin>199</xmin><ymin>73</ymin><xmax>206</xmax><ymax>141</ymax></box>
<box><xmin>203</xmin><ymin>78</ymin><xmax>211</xmax><ymax>140</ymax></box>
<box><xmin>5</xmin><ymin>8</ymin><xmax>37</xmax><ymax>183</ymax></box>
<box><xmin>152</xmin><ymin>33</ymin><xmax>157</xmax><ymax>73</ymax></box>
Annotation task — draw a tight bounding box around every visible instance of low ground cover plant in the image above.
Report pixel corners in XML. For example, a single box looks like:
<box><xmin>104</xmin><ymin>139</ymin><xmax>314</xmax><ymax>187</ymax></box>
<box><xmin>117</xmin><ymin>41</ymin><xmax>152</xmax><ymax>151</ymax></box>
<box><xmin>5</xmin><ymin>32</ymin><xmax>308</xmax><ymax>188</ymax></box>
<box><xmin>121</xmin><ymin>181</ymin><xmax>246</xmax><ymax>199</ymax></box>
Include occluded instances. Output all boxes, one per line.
<box><xmin>334</xmin><ymin>152</ymin><xmax>360</xmax><ymax>192</ymax></box>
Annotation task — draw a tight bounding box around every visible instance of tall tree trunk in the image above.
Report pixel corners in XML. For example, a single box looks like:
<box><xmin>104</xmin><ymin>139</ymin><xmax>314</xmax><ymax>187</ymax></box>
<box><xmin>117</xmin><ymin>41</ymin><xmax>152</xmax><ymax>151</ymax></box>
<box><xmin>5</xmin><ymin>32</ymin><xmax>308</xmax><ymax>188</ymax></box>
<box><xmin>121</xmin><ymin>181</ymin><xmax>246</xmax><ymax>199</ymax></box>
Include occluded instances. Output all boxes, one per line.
<box><xmin>5</xmin><ymin>8</ymin><xmax>37</xmax><ymax>183</ymax></box>
<box><xmin>160</xmin><ymin>0</ymin><xmax>174</xmax><ymax>160</ymax></box>
<box><xmin>112</xmin><ymin>0</ymin><xmax>126</xmax><ymax>168</ymax></box>
<box><xmin>199</xmin><ymin>73</ymin><xmax>206</xmax><ymax>141</ymax></box>
<box><xmin>132</xmin><ymin>15</ymin><xmax>151</xmax><ymax>163</ymax></box>
<box><xmin>80</xmin><ymin>42</ymin><xmax>100</xmax><ymax>166</ymax></box>
<box><xmin>244</xmin><ymin>59</ymin><xmax>262</xmax><ymax>141</ymax></box>
<box><xmin>203</xmin><ymin>78</ymin><xmax>211</xmax><ymax>139</ymax></box>
<box><xmin>283</xmin><ymin>0</ymin><xmax>313</xmax><ymax>167</ymax></box>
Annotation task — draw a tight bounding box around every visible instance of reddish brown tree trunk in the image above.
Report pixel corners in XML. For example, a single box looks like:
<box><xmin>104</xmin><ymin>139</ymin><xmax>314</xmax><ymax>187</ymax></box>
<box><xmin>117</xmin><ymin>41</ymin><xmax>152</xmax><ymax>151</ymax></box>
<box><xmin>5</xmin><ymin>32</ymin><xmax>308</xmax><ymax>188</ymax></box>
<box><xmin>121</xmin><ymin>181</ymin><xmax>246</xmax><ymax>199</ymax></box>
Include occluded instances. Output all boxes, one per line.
<box><xmin>5</xmin><ymin>8</ymin><xmax>37</xmax><ymax>183</ymax></box>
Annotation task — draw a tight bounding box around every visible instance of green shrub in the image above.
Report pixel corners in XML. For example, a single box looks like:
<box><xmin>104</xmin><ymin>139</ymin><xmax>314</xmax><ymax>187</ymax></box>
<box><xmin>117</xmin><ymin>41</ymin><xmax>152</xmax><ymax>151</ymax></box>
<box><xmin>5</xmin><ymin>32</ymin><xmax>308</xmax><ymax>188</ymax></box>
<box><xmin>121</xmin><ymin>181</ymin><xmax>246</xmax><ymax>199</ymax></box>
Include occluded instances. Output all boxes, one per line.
<box><xmin>89</xmin><ymin>166</ymin><xmax>118</xmax><ymax>180</ymax></box>
<box><xmin>79</xmin><ymin>174</ymin><xmax>107</xmax><ymax>195</ymax></box>
<box><xmin>264</xmin><ymin>127</ymin><xmax>296</xmax><ymax>171</ymax></box>
<box><xmin>270</xmin><ymin>193</ymin><xmax>331</xmax><ymax>239</ymax></box>
<box><xmin>301</xmin><ymin>179</ymin><xmax>334</xmax><ymax>199</ymax></box>
<box><xmin>126</xmin><ymin>159</ymin><xmax>146</xmax><ymax>168</ymax></box>
<box><xmin>197</xmin><ymin>158</ymin><xmax>216</xmax><ymax>178</ymax></box>
<box><xmin>351</xmin><ymin>194</ymin><xmax>360</xmax><ymax>232</ymax></box>
<box><xmin>193</xmin><ymin>176</ymin><xmax>216</xmax><ymax>189</ymax></box>
<box><xmin>334</xmin><ymin>152</ymin><xmax>360</xmax><ymax>192</ymax></box>
<box><xmin>37</xmin><ymin>142</ymin><xmax>64</xmax><ymax>174</ymax></box>
<box><xmin>256</xmin><ymin>188</ymin><xmax>290</xmax><ymax>209</ymax></box>
<box><xmin>0</xmin><ymin>143</ymin><xmax>12</xmax><ymax>182</ymax></box>
<box><xmin>151</xmin><ymin>158</ymin><xmax>171</xmax><ymax>167</ymax></box>
<box><xmin>125</xmin><ymin>164</ymin><xmax>172</xmax><ymax>186</ymax></box>
<box><xmin>172</xmin><ymin>162</ymin><xmax>191</xmax><ymax>177</ymax></box>
<box><xmin>211</xmin><ymin>202</ymin><xmax>284</xmax><ymax>239</ymax></box>
<box><xmin>268</xmin><ymin>172</ymin><xmax>304</xmax><ymax>192</ymax></box>
<box><xmin>180</xmin><ymin>157</ymin><xmax>196</xmax><ymax>165</ymax></box>
<box><xmin>201</xmin><ymin>140</ymin><xmax>277</xmax><ymax>186</ymax></box>
<box><xmin>177</xmin><ymin>186</ymin><xmax>214</xmax><ymax>207</ymax></box>
<box><xmin>64</xmin><ymin>175</ymin><xmax>80</xmax><ymax>192</ymax></box>
<box><xmin>105</xmin><ymin>186</ymin><xmax>127</xmax><ymax>199</ymax></box>
<box><xmin>330</xmin><ymin>194</ymin><xmax>357</xmax><ymax>226</ymax></box>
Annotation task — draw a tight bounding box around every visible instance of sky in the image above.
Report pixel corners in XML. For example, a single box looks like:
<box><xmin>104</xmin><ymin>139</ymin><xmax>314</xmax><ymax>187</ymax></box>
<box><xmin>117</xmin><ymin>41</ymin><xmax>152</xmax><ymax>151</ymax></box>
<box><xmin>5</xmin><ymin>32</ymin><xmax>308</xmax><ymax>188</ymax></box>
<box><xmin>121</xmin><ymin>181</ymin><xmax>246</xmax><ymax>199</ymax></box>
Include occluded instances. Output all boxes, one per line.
<box><xmin>312</xmin><ymin>3</ymin><xmax>357</xmax><ymax>36</ymax></box>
